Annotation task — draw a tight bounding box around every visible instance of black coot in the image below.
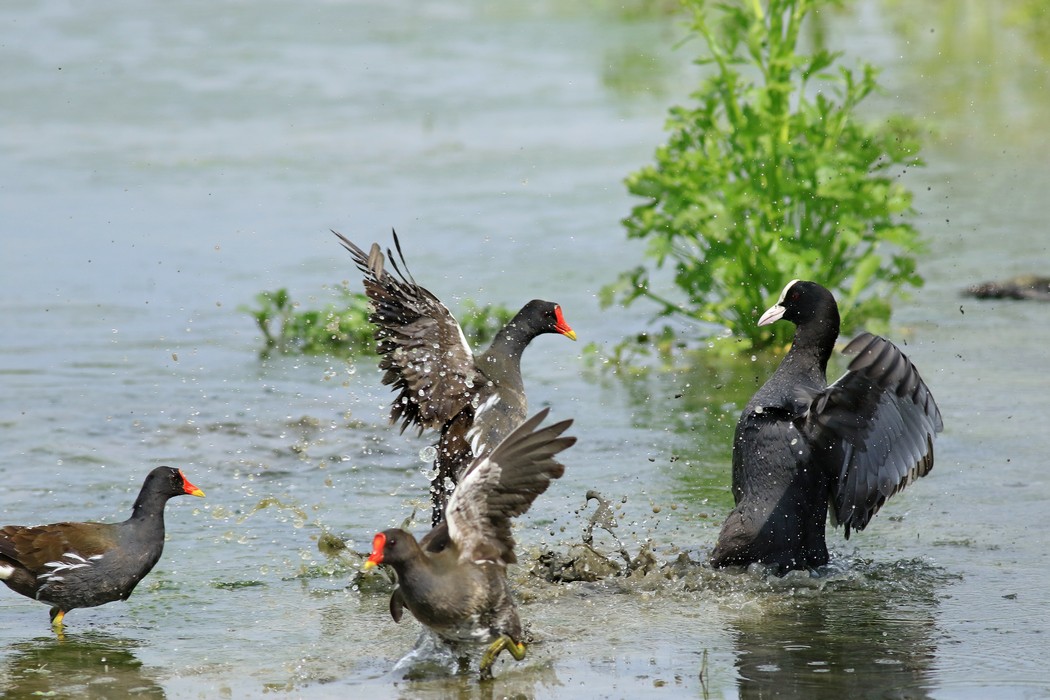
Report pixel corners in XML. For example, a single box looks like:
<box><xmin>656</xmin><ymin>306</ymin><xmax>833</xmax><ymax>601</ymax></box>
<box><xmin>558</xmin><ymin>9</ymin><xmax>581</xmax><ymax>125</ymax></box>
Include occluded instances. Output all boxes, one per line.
<box><xmin>710</xmin><ymin>280</ymin><xmax>943</xmax><ymax>574</ymax></box>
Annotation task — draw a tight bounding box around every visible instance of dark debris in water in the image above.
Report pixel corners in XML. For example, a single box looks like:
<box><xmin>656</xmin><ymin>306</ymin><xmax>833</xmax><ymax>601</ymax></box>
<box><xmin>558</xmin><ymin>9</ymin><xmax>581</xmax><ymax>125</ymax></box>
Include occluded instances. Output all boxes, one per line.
<box><xmin>316</xmin><ymin>531</ymin><xmax>348</xmax><ymax>556</ymax></box>
<box><xmin>212</xmin><ymin>579</ymin><xmax>267</xmax><ymax>590</ymax></box>
<box><xmin>963</xmin><ymin>274</ymin><xmax>1050</xmax><ymax>301</ymax></box>
<box><xmin>533</xmin><ymin>544</ymin><xmax>622</xmax><ymax>583</ymax></box>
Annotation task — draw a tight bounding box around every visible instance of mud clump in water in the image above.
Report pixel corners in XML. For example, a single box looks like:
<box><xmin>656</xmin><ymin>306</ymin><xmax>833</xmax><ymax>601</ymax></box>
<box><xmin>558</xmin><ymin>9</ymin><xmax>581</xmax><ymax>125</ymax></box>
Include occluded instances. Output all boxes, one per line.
<box><xmin>532</xmin><ymin>542</ymin><xmax>662</xmax><ymax>583</ymax></box>
<box><xmin>533</xmin><ymin>544</ymin><xmax>622</xmax><ymax>582</ymax></box>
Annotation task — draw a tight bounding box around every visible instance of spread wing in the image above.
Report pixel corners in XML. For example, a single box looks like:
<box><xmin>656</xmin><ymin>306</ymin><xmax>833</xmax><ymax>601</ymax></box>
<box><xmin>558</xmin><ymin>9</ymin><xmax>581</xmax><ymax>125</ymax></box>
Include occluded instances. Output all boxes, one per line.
<box><xmin>445</xmin><ymin>408</ymin><xmax>575</xmax><ymax>565</ymax></box>
<box><xmin>803</xmin><ymin>332</ymin><xmax>943</xmax><ymax>537</ymax></box>
<box><xmin>333</xmin><ymin>229</ymin><xmax>478</xmax><ymax>434</ymax></box>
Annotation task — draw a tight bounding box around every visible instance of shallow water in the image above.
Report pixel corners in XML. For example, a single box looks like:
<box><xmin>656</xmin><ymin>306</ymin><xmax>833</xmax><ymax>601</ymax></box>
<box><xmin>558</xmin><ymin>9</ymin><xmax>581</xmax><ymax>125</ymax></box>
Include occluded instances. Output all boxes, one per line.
<box><xmin>2</xmin><ymin>1</ymin><xmax>1050</xmax><ymax>698</ymax></box>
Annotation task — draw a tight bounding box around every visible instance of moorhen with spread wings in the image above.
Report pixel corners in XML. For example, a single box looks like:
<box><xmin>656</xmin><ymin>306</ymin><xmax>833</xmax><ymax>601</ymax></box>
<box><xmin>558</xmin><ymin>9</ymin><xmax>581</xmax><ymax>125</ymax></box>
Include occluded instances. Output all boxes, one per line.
<box><xmin>334</xmin><ymin>230</ymin><xmax>576</xmax><ymax>525</ymax></box>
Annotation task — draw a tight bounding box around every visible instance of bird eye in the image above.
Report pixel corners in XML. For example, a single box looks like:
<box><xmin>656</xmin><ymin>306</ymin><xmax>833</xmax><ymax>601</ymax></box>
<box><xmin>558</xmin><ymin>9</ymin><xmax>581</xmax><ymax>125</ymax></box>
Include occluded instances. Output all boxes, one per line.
<box><xmin>387</xmin><ymin>537</ymin><xmax>396</xmax><ymax>548</ymax></box>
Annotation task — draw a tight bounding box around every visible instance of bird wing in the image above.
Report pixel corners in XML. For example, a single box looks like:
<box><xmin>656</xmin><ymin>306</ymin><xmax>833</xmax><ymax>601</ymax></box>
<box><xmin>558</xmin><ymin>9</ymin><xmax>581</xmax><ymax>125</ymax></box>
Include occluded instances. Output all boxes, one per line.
<box><xmin>333</xmin><ymin>229</ymin><xmax>478</xmax><ymax>434</ymax></box>
<box><xmin>444</xmin><ymin>408</ymin><xmax>575</xmax><ymax>565</ymax></box>
<box><xmin>802</xmin><ymin>332</ymin><xmax>943</xmax><ymax>537</ymax></box>
<box><xmin>0</xmin><ymin>522</ymin><xmax>115</xmax><ymax>573</ymax></box>
<box><xmin>389</xmin><ymin>586</ymin><xmax>406</xmax><ymax>623</ymax></box>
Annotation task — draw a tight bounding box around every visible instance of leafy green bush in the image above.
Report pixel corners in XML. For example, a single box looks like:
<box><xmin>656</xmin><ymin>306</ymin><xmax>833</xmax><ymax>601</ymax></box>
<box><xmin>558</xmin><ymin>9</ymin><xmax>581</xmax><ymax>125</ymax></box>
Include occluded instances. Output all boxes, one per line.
<box><xmin>242</xmin><ymin>285</ymin><xmax>515</xmax><ymax>358</ymax></box>
<box><xmin>243</xmin><ymin>285</ymin><xmax>375</xmax><ymax>357</ymax></box>
<box><xmin>603</xmin><ymin>0</ymin><xmax>926</xmax><ymax>353</ymax></box>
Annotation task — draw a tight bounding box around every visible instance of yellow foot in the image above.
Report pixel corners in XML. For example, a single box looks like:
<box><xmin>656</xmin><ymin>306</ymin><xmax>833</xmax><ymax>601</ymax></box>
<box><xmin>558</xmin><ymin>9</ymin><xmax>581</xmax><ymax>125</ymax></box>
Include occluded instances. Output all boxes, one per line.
<box><xmin>50</xmin><ymin>608</ymin><xmax>66</xmax><ymax>634</ymax></box>
<box><xmin>479</xmin><ymin>635</ymin><xmax>526</xmax><ymax>680</ymax></box>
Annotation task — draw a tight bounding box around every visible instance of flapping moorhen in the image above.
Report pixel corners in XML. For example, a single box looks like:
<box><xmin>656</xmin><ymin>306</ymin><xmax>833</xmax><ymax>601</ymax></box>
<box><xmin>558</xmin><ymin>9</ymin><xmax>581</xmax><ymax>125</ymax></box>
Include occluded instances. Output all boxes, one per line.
<box><xmin>334</xmin><ymin>230</ymin><xmax>576</xmax><ymax>526</ymax></box>
<box><xmin>0</xmin><ymin>466</ymin><xmax>204</xmax><ymax>628</ymax></box>
<box><xmin>710</xmin><ymin>280</ymin><xmax>943</xmax><ymax>574</ymax></box>
<box><xmin>363</xmin><ymin>407</ymin><xmax>575</xmax><ymax>679</ymax></box>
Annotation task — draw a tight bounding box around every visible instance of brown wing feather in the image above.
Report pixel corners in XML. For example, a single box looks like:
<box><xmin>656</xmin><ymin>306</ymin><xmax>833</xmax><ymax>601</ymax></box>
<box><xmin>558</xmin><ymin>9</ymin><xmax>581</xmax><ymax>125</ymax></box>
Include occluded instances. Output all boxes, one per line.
<box><xmin>0</xmin><ymin>522</ymin><xmax>117</xmax><ymax>574</ymax></box>
<box><xmin>332</xmin><ymin>229</ymin><xmax>478</xmax><ymax>434</ymax></box>
<box><xmin>445</xmin><ymin>408</ymin><xmax>575</xmax><ymax>565</ymax></box>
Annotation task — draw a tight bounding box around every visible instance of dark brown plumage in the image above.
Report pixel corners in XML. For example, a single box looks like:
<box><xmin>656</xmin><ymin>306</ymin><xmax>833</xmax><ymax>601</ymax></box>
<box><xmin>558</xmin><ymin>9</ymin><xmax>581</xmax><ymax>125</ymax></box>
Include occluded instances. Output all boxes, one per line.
<box><xmin>363</xmin><ymin>408</ymin><xmax>575</xmax><ymax>678</ymax></box>
<box><xmin>710</xmin><ymin>280</ymin><xmax>943</xmax><ymax>574</ymax></box>
<box><xmin>0</xmin><ymin>466</ymin><xmax>205</xmax><ymax>628</ymax></box>
<box><xmin>333</xmin><ymin>229</ymin><xmax>576</xmax><ymax>525</ymax></box>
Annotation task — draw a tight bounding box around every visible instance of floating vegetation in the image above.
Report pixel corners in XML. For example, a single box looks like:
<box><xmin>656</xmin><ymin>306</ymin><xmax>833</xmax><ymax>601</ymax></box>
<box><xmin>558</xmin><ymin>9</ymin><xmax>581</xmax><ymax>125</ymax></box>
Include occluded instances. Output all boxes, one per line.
<box><xmin>241</xmin><ymin>285</ymin><xmax>516</xmax><ymax>359</ymax></box>
<box><xmin>212</xmin><ymin>580</ymin><xmax>267</xmax><ymax>590</ymax></box>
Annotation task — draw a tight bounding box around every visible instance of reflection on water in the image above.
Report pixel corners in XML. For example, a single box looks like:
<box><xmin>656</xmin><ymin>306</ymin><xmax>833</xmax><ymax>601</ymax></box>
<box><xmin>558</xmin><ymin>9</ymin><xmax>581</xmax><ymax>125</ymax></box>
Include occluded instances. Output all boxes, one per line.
<box><xmin>870</xmin><ymin>0</ymin><xmax>1050</xmax><ymax>148</ymax></box>
<box><xmin>726</xmin><ymin>560</ymin><xmax>947</xmax><ymax>700</ymax></box>
<box><xmin>391</xmin><ymin>658</ymin><xmax>563</xmax><ymax>700</ymax></box>
<box><xmin>0</xmin><ymin>632</ymin><xmax>164</xmax><ymax>699</ymax></box>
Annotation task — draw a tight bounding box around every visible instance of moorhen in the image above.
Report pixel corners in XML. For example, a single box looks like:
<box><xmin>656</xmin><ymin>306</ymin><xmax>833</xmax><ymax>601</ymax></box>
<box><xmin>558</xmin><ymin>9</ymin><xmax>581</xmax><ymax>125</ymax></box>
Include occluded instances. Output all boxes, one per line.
<box><xmin>363</xmin><ymin>407</ymin><xmax>575</xmax><ymax>679</ymax></box>
<box><xmin>710</xmin><ymin>280</ymin><xmax>943</xmax><ymax>574</ymax></box>
<box><xmin>333</xmin><ymin>230</ymin><xmax>576</xmax><ymax>525</ymax></box>
<box><xmin>0</xmin><ymin>466</ymin><xmax>205</xmax><ymax>628</ymax></box>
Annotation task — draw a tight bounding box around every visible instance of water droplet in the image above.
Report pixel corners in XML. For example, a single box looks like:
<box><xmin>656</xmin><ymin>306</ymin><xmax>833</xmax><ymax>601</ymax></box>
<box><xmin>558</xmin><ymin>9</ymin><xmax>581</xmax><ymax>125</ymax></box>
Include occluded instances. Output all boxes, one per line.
<box><xmin>419</xmin><ymin>445</ymin><xmax>437</xmax><ymax>463</ymax></box>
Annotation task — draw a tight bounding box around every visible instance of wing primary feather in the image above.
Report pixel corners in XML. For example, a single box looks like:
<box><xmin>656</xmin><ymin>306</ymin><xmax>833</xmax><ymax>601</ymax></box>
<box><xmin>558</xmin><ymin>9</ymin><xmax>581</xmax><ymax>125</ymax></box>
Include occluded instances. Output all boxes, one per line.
<box><xmin>444</xmin><ymin>408</ymin><xmax>574</xmax><ymax>565</ymax></box>
<box><xmin>820</xmin><ymin>333</ymin><xmax>942</xmax><ymax>536</ymax></box>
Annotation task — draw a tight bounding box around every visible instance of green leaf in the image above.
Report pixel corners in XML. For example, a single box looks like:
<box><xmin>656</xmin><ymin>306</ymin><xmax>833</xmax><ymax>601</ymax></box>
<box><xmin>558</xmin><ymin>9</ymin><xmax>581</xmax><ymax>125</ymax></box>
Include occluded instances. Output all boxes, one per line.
<box><xmin>608</xmin><ymin>0</ymin><xmax>927</xmax><ymax>359</ymax></box>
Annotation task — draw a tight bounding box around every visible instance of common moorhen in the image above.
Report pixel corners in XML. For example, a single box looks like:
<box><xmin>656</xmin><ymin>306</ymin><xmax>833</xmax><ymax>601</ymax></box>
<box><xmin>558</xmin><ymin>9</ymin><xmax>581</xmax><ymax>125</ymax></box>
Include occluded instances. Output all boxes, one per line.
<box><xmin>710</xmin><ymin>280</ymin><xmax>943</xmax><ymax>574</ymax></box>
<box><xmin>333</xmin><ymin>230</ymin><xmax>576</xmax><ymax>525</ymax></box>
<box><xmin>363</xmin><ymin>407</ymin><xmax>575</xmax><ymax>679</ymax></box>
<box><xmin>0</xmin><ymin>466</ymin><xmax>205</xmax><ymax>628</ymax></box>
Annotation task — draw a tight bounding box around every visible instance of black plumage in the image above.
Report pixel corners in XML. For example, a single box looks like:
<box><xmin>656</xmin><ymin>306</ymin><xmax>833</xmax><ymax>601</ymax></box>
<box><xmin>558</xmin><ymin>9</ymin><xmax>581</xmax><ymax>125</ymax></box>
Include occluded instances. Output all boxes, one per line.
<box><xmin>710</xmin><ymin>280</ymin><xmax>943</xmax><ymax>574</ymax></box>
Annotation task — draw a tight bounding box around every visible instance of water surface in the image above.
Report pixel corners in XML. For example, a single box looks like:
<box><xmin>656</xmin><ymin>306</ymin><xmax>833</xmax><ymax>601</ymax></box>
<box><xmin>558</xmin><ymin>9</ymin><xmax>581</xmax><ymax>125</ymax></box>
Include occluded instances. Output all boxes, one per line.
<box><xmin>2</xmin><ymin>1</ymin><xmax>1049</xmax><ymax>698</ymax></box>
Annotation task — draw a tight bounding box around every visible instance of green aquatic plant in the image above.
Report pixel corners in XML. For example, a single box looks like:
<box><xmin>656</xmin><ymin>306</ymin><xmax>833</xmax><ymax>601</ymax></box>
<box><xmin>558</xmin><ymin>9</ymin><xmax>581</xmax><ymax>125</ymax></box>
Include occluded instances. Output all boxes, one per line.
<box><xmin>243</xmin><ymin>285</ymin><xmax>515</xmax><ymax>358</ymax></box>
<box><xmin>603</xmin><ymin>0</ymin><xmax>926</xmax><ymax>355</ymax></box>
<box><xmin>456</xmin><ymin>298</ymin><xmax>517</xmax><ymax>349</ymax></box>
<box><xmin>242</xmin><ymin>285</ymin><xmax>375</xmax><ymax>357</ymax></box>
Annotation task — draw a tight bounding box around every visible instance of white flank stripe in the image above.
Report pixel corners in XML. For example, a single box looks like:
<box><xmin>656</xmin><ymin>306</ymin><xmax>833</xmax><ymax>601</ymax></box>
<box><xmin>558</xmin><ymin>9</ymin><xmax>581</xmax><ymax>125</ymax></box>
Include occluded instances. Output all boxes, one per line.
<box><xmin>39</xmin><ymin>552</ymin><xmax>96</xmax><ymax>580</ymax></box>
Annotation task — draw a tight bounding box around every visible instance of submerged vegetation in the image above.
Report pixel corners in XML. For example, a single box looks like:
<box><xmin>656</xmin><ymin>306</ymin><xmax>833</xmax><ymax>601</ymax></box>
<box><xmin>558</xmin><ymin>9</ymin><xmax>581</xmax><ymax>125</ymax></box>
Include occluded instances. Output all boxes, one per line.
<box><xmin>603</xmin><ymin>0</ymin><xmax>927</xmax><ymax>355</ymax></box>
<box><xmin>242</xmin><ymin>285</ymin><xmax>515</xmax><ymax>358</ymax></box>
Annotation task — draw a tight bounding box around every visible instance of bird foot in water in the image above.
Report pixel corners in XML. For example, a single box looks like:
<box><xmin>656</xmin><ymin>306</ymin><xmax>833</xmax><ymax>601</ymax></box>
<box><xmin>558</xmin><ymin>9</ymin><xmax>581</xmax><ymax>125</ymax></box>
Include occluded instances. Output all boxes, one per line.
<box><xmin>478</xmin><ymin>635</ymin><xmax>526</xmax><ymax>680</ymax></box>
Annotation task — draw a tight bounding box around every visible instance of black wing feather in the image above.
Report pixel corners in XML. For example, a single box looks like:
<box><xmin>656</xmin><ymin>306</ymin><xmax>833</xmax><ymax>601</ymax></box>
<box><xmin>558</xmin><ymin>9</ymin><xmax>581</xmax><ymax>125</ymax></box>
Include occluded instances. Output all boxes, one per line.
<box><xmin>804</xmin><ymin>332</ymin><xmax>943</xmax><ymax>536</ymax></box>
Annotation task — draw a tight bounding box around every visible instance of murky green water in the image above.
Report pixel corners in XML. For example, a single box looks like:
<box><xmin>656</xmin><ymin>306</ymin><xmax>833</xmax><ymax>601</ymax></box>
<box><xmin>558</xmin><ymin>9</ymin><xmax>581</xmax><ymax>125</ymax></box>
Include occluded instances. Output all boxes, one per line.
<box><xmin>2</xmin><ymin>1</ymin><xmax>1049</xmax><ymax>697</ymax></box>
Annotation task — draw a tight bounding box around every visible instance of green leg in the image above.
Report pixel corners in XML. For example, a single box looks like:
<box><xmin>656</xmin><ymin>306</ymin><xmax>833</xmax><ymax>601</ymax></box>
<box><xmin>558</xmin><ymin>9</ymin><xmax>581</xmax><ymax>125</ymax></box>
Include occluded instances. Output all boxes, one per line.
<box><xmin>479</xmin><ymin>635</ymin><xmax>526</xmax><ymax>680</ymax></box>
